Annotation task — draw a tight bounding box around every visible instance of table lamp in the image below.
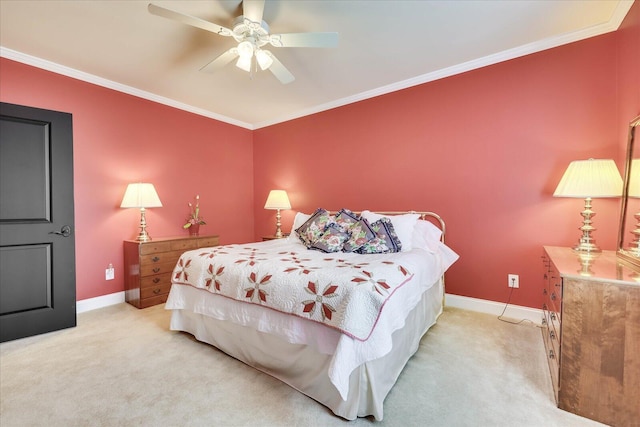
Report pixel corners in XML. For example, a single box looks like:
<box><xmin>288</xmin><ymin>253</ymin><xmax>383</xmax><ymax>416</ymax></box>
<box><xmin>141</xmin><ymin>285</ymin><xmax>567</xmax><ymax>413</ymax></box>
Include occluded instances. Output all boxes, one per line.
<box><xmin>120</xmin><ymin>183</ymin><xmax>163</xmax><ymax>242</ymax></box>
<box><xmin>264</xmin><ymin>190</ymin><xmax>291</xmax><ymax>238</ymax></box>
<box><xmin>553</xmin><ymin>158</ymin><xmax>622</xmax><ymax>252</ymax></box>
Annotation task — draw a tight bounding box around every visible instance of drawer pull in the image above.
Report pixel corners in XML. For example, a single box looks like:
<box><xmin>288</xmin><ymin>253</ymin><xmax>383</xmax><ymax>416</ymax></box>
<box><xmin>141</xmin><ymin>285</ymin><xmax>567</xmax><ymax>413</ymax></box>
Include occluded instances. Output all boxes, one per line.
<box><xmin>543</xmin><ymin>289</ymin><xmax>548</xmax><ymax>295</ymax></box>
<box><xmin>152</xmin><ymin>256</ymin><xmax>160</xmax><ymax>262</ymax></box>
<box><xmin>541</xmin><ymin>317</ymin><xmax>547</xmax><ymax>325</ymax></box>
<box><xmin>153</xmin><ymin>278</ymin><xmax>160</xmax><ymax>284</ymax></box>
<box><xmin>542</xmin><ymin>303</ymin><xmax>548</xmax><ymax>311</ymax></box>
<box><xmin>551</xmin><ymin>292</ymin><xmax>556</xmax><ymax>300</ymax></box>
<box><xmin>550</xmin><ymin>330</ymin><xmax>556</xmax><ymax>340</ymax></box>
<box><xmin>153</xmin><ymin>267</ymin><xmax>160</xmax><ymax>273</ymax></box>
<box><xmin>153</xmin><ymin>288</ymin><xmax>161</xmax><ymax>295</ymax></box>
<box><xmin>549</xmin><ymin>350</ymin><xmax>555</xmax><ymax>359</ymax></box>
<box><xmin>550</xmin><ymin>312</ymin><xmax>556</xmax><ymax>321</ymax></box>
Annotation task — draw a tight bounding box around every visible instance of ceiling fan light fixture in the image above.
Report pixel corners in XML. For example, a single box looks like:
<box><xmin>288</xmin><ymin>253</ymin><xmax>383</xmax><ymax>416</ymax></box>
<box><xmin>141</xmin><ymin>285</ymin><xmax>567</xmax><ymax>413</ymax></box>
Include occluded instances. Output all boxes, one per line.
<box><xmin>237</xmin><ymin>40</ymin><xmax>254</xmax><ymax>58</ymax></box>
<box><xmin>235</xmin><ymin>55</ymin><xmax>252</xmax><ymax>72</ymax></box>
<box><xmin>256</xmin><ymin>49</ymin><xmax>273</xmax><ymax>70</ymax></box>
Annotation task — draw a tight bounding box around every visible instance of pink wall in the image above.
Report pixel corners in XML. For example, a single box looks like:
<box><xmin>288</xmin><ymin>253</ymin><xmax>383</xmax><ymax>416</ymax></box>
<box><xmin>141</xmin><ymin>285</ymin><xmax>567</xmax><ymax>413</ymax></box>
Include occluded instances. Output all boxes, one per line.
<box><xmin>1</xmin><ymin>3</ymin><xmax>637</xmax><ymax>308</ymax></box>
<box><xmin>254</xmin><ymin>6</ymin><xmax>640</xmax><ymax>309</ymax></box>
<box><xmin>0</xmin><ymin>59</ymin><xmax>254</xmax><ymax>300</ymax></box>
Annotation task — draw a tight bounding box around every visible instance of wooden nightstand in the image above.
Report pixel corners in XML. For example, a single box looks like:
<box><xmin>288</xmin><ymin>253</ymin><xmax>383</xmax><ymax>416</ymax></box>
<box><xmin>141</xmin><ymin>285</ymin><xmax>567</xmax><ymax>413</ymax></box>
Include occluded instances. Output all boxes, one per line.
<box><xmin>262</xmin><ymin>234</ymin><xmax>289</xmax><ymax>241</ymax></box>
<box><xmin>123</xmin><ymin>235</ymin><xmax>219</xmax><ymax>308</ymax></box>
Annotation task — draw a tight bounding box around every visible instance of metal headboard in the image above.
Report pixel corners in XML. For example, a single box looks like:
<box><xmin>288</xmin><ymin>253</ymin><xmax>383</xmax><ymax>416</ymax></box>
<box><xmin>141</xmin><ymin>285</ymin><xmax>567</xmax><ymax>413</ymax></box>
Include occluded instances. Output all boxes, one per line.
<box><xmin>329</xmin><ymin>210</ymin><xmax>448</xmax><ymax>307</ymax></box>
<box><xmin>329</xmin><ymin>211</ymin><xmax>446</xmax><ymax>243</ymax></box>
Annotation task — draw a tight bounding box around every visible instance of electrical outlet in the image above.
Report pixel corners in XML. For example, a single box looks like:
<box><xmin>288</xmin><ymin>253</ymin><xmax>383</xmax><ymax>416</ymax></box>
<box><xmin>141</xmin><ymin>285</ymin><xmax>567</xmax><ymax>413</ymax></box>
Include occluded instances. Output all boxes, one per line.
<box><xmin>105</xmin><ymin>264</ymin><xmax>115</xmax><ymax>281</ymax></box>
<box><xmin>508</xmin><ymin>274</ymin><xmax>519</xmax><ymax>288</ymax></box>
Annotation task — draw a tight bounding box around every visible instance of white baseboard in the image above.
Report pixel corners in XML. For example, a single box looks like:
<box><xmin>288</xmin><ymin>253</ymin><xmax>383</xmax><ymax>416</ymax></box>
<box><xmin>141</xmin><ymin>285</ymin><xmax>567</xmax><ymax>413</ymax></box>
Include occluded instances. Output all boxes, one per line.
<box><xmin>76</xmin><ymin>292</ymin><xmax>125</xmax><ymax>313</ymax></box>
<box><xmin>445</xmin><ymin>293</ymin><xmax>543</xmax><ymax>325</ymax></box>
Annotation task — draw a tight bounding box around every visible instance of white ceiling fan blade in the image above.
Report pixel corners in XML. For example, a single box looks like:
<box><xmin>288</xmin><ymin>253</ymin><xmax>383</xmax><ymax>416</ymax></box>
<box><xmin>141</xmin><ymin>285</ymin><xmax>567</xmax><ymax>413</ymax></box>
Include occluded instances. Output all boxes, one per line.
<box><xmin>199</xmin><ymin>48</ymin><xmax>239</xmax><ymax>73</ymax></box>
<box><xmin>148</xmin><ymin>3</ymin><xmax>233</xmax><ymax>37</ymax></box>
<box><xmin>269</xmin><ymin>32</ymin><xmax>338</xmax><ymax>48</ymax></box>
<box><xmin>242</xmin><ymin>0</ymin><xmax>265</xmax><ymax>24</ymax></box>
<box><xmin>264</xmin><ymin>51</ymin><xmax>294</xmax><ymax>84</ymax></box>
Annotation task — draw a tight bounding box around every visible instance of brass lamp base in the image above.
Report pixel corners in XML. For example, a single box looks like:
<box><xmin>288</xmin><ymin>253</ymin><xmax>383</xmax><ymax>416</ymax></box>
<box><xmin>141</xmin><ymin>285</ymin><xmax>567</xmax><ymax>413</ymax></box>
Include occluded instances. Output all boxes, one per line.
<box><xmin>573</xmin><ymin>197</ymin><xmax>601</xmax><ymax>253</ymax></box>
<box><xmin>274</xmin><ymin>208</ymin><xmax>284</xmax><ymax>238</ymax></box>
<box><xmin>135</xmin><ymin>207</ymin><xmax>153</xmax><ymax>242</ymax></box>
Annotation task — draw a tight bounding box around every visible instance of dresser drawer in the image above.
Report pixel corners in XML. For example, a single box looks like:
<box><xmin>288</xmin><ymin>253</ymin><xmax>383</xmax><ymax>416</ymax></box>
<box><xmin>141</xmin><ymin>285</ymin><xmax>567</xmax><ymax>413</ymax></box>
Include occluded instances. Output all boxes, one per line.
<box><xmin>139</xmin><ymin>241</ymin><xmax>172</xmax><ymax>255</ymax></box>
<box><xmin>197</xmin><ymin>236</ymin><xmax>219</xmax><ymax>248</ymax></box>
<box><xmin>140</xmin><ymin>281</ymin><xmax>172</xmax><ymax>299</ymax></box>
<box><xmin>140</xmin><ymin>272</ymin><xmax>172</xmax><ymax>289</ymax></box>
<box><xmin>138</xmin><ymin>293</ymin><xmax>169</xmax><ymax>309</ymax></box>
<box><xmin>140</xmin><ymin>250</ymin><xmax>184</xmax><ymax>266</ymax></box>
<box><xmin>140</xmin><ymin>261</ymin><xmax>177</xmax><ymax>276</ymax></box>
<box><xmin>170</xmin><ymin>239</ymin><xmax>198</xmax><ymax>251</ymax></box>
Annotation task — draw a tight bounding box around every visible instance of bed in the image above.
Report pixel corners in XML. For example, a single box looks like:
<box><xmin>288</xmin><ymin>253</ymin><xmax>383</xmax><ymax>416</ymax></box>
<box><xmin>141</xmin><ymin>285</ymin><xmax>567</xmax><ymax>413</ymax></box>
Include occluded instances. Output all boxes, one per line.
<box><xmin>165</xmin><ymin>210</ymin><xmax>458</xmax><ymax>420</ymax></box>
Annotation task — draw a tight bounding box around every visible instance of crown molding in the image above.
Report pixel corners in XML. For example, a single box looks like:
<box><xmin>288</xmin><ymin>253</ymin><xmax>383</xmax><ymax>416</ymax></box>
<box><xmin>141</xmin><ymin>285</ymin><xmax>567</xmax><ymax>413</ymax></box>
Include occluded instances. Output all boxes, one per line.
<box><xmin>0</xmin><ymin>47</ymin><xmax>254</xmax><ymax>130</ymax></box>
<box><xmin>253</xmin><ymin>0</ymin><xmax>634</xmax><ymax>129</ymax></box>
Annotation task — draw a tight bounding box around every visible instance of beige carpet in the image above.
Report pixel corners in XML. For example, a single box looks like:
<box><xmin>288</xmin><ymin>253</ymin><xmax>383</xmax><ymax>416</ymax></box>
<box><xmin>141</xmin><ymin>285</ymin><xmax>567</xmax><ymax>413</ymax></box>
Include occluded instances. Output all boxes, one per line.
<box><xmin>0</xmin><ymin>304</ymin><xmax>604</xmax><ymax>427</ymax></box>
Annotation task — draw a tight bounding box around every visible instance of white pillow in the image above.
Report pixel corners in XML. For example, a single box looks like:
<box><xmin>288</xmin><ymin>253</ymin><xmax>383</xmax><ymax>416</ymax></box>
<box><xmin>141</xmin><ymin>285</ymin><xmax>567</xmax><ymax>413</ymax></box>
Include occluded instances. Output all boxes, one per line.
<box><xmin>288</xmin><ymin>212</ymin><xmax>311</xmax><ymax>244</ymax></box>
<box><xmin>411</xmin><ymin>220</ymin><xmax>443</xmax><ymax>253</ymax></box>
<box><xmin>361</xmin><ymin>211</ymin><xmax>419</xmax><ymax>252</ymax></box>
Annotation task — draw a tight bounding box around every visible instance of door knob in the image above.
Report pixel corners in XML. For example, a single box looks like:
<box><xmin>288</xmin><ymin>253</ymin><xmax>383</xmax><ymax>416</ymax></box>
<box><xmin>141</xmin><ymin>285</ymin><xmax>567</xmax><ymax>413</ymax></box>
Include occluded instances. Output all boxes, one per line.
<box><xmin>49</xmin><ymin>225</ymin><xmax>72</xmax><ymax>237</ymax></box>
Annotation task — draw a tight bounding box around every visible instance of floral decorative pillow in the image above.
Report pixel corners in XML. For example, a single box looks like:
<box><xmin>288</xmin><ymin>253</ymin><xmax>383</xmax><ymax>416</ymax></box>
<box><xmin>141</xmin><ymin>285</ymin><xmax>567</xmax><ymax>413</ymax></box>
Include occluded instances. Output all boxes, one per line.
<box><xmin>356</xmin><ymin>218</ymin><xmax>402</xmax><ymax>254</ymax></box>
<box><xmin>310</xmin><ymin>223</ymin><xmax>350</xmax><ymax>253</ymax></box>
<box><xmin>296</xmin><ymin>208</ymin><xmax>335</xmax><ymax>247</ymax></box>
<box><xmin>335</xmin><ymin>208</ymin><xmax>360</xmax><ymax>231</ymax></box>
<box><xmin>343</xmin><ymin>218</ymin><xmax>376</xmax><ymax>252</ymax></box>
<box><xmin>361</xmin><ymin>211</ymin><xmax>419</xmax><ymax>252</ymax></box>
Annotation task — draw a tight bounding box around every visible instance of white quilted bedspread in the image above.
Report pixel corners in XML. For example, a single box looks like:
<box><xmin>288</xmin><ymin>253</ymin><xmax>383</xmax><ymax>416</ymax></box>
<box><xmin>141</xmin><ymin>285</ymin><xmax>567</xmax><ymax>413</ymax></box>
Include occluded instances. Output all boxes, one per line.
<box><xmin>171</xmin><ymin>242</ymin><xmax>426</xmax><ymax>341</ymax></box>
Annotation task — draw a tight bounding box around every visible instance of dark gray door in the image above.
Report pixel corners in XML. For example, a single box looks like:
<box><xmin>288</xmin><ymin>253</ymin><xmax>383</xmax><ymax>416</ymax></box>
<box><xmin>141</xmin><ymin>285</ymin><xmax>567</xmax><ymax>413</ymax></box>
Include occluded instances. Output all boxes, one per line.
<box><xmin>0</xmin><ymin>102</ymin><xmax>76</xmax><ymax>342</ymax></box>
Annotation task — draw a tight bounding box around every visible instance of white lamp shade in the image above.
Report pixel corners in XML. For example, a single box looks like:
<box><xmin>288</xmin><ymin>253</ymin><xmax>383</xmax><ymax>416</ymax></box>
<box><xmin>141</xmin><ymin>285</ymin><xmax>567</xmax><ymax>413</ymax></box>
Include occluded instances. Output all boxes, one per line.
<box><xmin>553</xmin><ymin>159</ymin><xmax>623</xmax><ymax>198</ymax></box>
<box><xmin>629</xmin><ymin>159</ymin><xmax>639</xmax><ymax>198</ymax></box>
<box><xmin>120</xmin><ymin>183</ymin><xmax>163</xmax><ymax>208</ymax></box>
<box><xmin>264</xmin><ymin>190</ymin><xmax>291</xmax><ymax>210</ymax></box>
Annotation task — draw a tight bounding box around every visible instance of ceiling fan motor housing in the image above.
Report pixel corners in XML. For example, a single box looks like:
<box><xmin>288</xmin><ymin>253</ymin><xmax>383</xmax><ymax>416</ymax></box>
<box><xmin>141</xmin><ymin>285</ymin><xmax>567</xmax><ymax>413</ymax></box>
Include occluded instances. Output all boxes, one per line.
<box><xmin>232</xmin><ymin>16</ymin><xmax>270</xmax><ymax>48</ymax></box>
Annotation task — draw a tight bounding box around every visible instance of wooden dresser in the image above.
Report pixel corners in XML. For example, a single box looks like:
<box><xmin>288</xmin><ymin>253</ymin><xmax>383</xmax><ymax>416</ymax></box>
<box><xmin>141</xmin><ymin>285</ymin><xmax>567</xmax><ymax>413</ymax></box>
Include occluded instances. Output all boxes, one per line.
<box><xmin>123</xmin><ymin>235</ymin><xmax>219</xmax><ymax>308</ymax></box>
<box><xmin>541</xmin><ymin>246</ymin><xmax>640</xmax><ymax>427</ymax></box>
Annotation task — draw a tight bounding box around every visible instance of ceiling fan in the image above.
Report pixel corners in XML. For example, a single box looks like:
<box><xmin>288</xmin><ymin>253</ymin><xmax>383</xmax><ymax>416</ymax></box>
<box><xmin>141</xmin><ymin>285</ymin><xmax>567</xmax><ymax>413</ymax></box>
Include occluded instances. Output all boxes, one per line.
<box><xmin>148</xmin><ymin>1</ymin><xmax>338</xmax><ymax>84</ymax></box>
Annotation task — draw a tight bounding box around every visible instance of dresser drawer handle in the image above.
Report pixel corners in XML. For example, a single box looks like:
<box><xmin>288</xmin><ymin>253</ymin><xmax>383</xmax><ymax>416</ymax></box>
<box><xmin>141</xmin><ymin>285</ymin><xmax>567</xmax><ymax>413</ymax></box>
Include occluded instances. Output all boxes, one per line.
<box><xmin>550</xmin><ymin>312</ymin><xmax>556</xmax><ymax>321</ymax></box>
<box><xmin>542</xmin><ymin>303</ymin><xmax>547</xmax><ymax>311</ymax></box>
<box><xmin>541</xmin><ymin>317</ymin><xmax>547</xmax><ymax>325</ymax></box>
<box><xmin>551</xmin><ymin>292</ymin><xmax>556</xmax><ymax>300</ymax></box>
<box><xmin>152</xmin><ymin>256</ymin><xmax>160</xmax><ymax>262</ymax></box>
<box><xmin>153</xmin><ymin>267</ymin><xmax>160</xmax><ymax>273</ymax></box>
<box><xmin>153</xmin><ymin>288</ymin><xmax>161</xmax><ymax>295</ymax></box>
<box><xmin>550</xmin><ymin>330</ymin><xmax>556</xmax><ymax>340</ymax></box>
<box><xmin>543</xmin><ymin>289</ymin><xmax>548</xmax><ymax>295</ymax></box>
<box><xmin>549</xmin><ymin>350</ymin><xmax>555</xmax><ymax>359</ymax></box>
<box><xmin>153</xmin><ymin>278</ymin><xmax>160</xmax><ymax>284</ymax></box>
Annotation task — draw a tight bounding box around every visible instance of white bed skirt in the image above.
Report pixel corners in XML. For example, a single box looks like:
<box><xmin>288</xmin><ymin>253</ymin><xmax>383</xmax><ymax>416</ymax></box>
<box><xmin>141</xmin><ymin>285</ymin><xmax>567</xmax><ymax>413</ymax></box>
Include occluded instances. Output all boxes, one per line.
<box><xmin>168</xmin><ymin>278</ymin><xmax>443</xmax><ymax>421</ymax></box>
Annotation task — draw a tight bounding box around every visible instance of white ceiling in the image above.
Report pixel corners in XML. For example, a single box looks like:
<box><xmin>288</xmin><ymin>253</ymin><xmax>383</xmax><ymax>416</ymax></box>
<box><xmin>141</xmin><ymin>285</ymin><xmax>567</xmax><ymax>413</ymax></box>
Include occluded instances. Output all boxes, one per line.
<box><xmin>0</xmin><ymin>0</ymin><xmax>634</xmax><ymax>129</ymax></box>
